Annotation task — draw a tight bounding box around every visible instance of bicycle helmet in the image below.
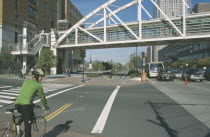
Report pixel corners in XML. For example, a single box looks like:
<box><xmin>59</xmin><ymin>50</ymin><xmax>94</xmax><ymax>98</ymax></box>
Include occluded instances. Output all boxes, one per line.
<box><xmin>32</xmin><ymin>69</ymin><xmax>44</xmax><ymax>81</ymax></box>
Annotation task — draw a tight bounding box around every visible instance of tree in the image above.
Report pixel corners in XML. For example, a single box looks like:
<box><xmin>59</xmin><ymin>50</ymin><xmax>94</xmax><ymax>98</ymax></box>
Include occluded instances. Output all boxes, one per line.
<box><xmin>197</xmin><ymin>57</ymin><xmax>210</xmax><ymax>68</ymax></box>
<box><xmin>128</xmin><ymin>55</ymin><xmax>141</xmax><ymax>69</ymax></box>
<box><xmin>36</xmin><ymin>48</ymin><xmax>57</xmax><ymax>74</ymax></box>
<box><xmin>0</xmin><ymin>46</ymin><xmax>15</xmax><ymax>76</ymax></box>
<box><xmin>92</xmin><ymin>61</ymin><xmax>105</xmax><ymax>71</ymax></box>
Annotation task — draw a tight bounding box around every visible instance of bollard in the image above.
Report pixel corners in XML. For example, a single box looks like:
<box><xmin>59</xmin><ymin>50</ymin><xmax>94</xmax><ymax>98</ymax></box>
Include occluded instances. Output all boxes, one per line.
<box><xmin>185</xmin><ymin>77</ymin><xmax>188</xmax><ymax>85</ymax></box>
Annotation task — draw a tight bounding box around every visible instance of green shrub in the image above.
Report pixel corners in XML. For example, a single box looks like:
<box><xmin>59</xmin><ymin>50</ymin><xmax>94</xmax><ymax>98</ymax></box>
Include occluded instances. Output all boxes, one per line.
<box><xmin>128</xmin><ymin>69</ymin><xmax>140</xmax><ymax>78</ymax></box>
<box><xmin>86</xmin><ymin>74</ymin><xmax>103</xmax><ymax>77</ymax></box>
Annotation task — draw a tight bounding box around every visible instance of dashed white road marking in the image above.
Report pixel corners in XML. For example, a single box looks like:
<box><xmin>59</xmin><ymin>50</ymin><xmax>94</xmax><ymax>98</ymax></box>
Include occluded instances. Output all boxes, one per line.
<box><xmin>0</xmin><ymin>86</ymin><xmax>13</xmax><ymax>89</ymax></box>
<box><xmin>1</xmin><ymin>89</ymin><xmax>20</xmax><ymax>93</ymax></box>
<box><xmin>92</xmin><ymin>86</ymin><xmax>121</xmax><ymax>133</ymax></box>
<box><xmin>0</xmin><ymin>92</ymin><xmax>19</xmax><ymax>96</ymax></box>
<box><xmin>0</xmin><ymin>95</ymin><xmax>16</xmax><ymax>99</ymax></box>
<box><xmin>0</xmin><ymin>99</ymin><xmax>14</xmax><ymax>104</ymax></box>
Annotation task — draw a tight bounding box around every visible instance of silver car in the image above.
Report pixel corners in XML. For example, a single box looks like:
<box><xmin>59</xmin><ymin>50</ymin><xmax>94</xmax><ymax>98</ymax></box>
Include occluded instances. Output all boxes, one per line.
<box><xmin>182</xmin><ymin>68</ymin><xmax>204</xmax><ymax>82</ymax></box>
<box><xmin>172</xmin><ymin>70</ymin><xmax>183</xmax><ymax>79</ymax></box>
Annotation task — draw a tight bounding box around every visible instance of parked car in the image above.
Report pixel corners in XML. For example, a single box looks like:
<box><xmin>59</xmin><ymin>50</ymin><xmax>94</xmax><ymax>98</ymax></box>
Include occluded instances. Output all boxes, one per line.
<box><xmin>157</xmin><ymin>68</ymin><xmax>175</xmax><ymax>81</ymax></box>
<box><xmin>172</xmin><ymin>70</ymin><xmax>183</xmax><ymax>79</ymax></box>
<box><xmin>204</xmin><ymin>68</ymin><xmax>210</xmax><ymax>80</ymax></box>
<box><xmin>182</xmin><ymin>68</ymin><xmax>204</xmax><ymax>82</ymax></box>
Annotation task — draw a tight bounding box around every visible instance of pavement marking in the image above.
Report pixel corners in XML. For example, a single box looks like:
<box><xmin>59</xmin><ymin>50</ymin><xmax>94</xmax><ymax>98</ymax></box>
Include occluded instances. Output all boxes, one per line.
<box><xmin>33</xmin><ymin>85</ymin><xmax>85</xmax><ymax>104</ymax></box>
<box><xmin>150</xmin><ymin>80</ymin><xmax>155</xmax><ymax>84</ymax></box>
<box><xmin>45</xmin><ymin>103</ymin><xmax>72</xmax><ymax>121</ymax></box>
<box><xmin>92</xmin><ymin>86</ymin><xmax>121</xmax><ymax>133</ymax></box>
<box><xmin>0</xmin><ymin>95</ymin><xmax>16</xmax><ymax>99</ymax></box>
<box><xmin>0</xmin><ymin>92</ymin><xmax>19</xmax><ymax>96</ymax></box>
<box><xmin>121</xmin><ymin>70</ymin><xmax>129</xmax><ymax>80</ymax></box>
<box><xmin>1</xmin><ymin>89</ymin><xmax>20</xmax><ymax>93</ymax></box>
<box><xmin>0</xmin><ymin>105</ymin><xmax>2</xmax><ymax>108</ymax></box>
<box><xmin>0</xmin><ymin>86</ymin><xmax>13</xmax><ymax>89</ymax></box>
<box><xmin>0</xmin><ymin>99</ymin><xmax>14</xmax><ymax>104</ymax></box>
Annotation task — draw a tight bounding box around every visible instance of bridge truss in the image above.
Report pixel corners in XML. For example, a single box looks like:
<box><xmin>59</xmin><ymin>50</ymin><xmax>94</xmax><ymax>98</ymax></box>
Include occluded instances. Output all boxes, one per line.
<box><xmin>53</xmin><ymin>0</ymin><xmax>210</xmax><ymax>49</ymax></box>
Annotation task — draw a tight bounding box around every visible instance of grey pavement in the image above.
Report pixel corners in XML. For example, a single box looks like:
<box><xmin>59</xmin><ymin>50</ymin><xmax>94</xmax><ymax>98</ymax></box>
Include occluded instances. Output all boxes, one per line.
<box><xmin>1</xmin><ymin>76</ymin><xmax>210</xmax><ymax>137</ymax></box>
<box><xmin>148</xmin><ymin>78</ymin><xmax>210</xmax><ymax>129</ymax></box>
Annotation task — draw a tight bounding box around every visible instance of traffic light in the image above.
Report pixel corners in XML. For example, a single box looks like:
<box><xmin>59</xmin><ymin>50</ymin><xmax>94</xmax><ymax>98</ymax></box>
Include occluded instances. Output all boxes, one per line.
<box><xmin>142</xmin><ymin>52</ymin><xmax>145</xmax><ymax>58</ymax></box>
<box><xmin>80</xmin><ymin>49</ymin><xmax>86</xmax><ymax>58</ymax></box>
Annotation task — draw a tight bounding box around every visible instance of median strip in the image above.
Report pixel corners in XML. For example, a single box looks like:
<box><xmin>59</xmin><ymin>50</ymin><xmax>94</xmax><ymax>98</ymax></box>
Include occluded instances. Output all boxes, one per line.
<box><xmin>45</xmin><ymin>103</ymin><xmax>72</xmax><ymax>121</ymax></box>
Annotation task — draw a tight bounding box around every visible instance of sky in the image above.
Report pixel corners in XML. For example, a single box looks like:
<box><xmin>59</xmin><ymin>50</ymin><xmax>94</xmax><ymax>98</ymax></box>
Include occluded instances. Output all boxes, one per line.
<box><xmin>70</xmin><ymin>0</ymin><xmax>210</xmax><ymax>64</ymax></box>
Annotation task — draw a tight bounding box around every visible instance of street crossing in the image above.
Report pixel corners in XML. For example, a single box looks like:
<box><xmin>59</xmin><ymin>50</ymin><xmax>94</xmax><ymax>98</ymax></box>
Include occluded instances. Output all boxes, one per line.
<box><xmin>0</xmin><ymin>84</ymin><xmax>73</xmax><ymax>108</ymax></box>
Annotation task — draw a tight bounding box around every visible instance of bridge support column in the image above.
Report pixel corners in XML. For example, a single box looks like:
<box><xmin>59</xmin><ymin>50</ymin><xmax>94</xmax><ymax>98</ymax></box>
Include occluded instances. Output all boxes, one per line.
<box><xmin>50</xmin><ymin>29</ymin><xmax>58</xmax><ymax>75</ymax></box>
<box><xmin>22</xmin><ymin>27</ymin><xmax>28</xmax><ymax>72</ymax></box>
<box><xmin>50</xmin><ymin>48</ymin><xmax>57</xmax><ymax>75</ymax></box>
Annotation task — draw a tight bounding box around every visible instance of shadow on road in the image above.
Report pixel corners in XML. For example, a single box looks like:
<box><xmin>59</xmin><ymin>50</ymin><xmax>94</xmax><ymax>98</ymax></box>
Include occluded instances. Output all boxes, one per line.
<box><xmin>44</xmin><ymin>120</ymin><xmax>73</xmax><ymax>137</ymax></box>
<box><xmin>147</xmin><ymin>101</ymin><xmax>178</xmax><ymax>137</ymax></box>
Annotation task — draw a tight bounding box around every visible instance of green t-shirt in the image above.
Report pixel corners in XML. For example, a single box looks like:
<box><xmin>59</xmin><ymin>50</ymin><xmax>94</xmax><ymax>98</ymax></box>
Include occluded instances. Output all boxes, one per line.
<box><xmin>15</xmin><ymin>79</ymin><xmax>48</xmax><ymax>108</ymax></box>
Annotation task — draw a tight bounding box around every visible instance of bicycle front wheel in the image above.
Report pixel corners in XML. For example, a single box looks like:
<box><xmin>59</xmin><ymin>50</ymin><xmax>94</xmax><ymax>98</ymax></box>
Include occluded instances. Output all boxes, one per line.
<box><xmin>1</xmin><ymin>129</ymin><xmax>15</xmax><ymax>137</ymax></box>
<box><xmin>32</xmin><ymin>116</ymin><xmax>46</xmax><ymax>137</ymax></box>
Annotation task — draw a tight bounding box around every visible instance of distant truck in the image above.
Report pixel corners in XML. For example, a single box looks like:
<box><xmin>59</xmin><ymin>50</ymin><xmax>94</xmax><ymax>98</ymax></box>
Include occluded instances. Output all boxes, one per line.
<box><xmin>145</xmin><ymin>62</ymin><xmax>164</xmax><ymax>77</ymax></box>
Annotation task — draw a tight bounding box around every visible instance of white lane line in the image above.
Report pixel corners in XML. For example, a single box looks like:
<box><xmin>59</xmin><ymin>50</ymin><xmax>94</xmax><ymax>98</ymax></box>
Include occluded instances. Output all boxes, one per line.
<box><xmin>151</xmin><ymin>80</ymin><xmax>155</xmax><ymax>84</ymax></box>
<box><xmin>0</xmin><ymin>99</ymin><xmax>14</xmax><ymax>104</ymax></box>
<box><xmin>0</xmin><ymin>92</ymin><xmax>19</xmax><ymax>96</ymax></box>
<box><xmin>0</xmin><ymin>86</ymin><xmax>13</xmax><ymax>89</ymax></box>
<box><xmin>92</xmin><ymin>86</ymin><xmax>121</xmax><ymax>133</ymax></box>
<box><xmin>1</xmin><ymin>90</ymin><xmax>20</xmax><ymax>93</ymax></box>
<box><xmin>33</xmin><ymin>85</ymin><xmax>85</xmax><ymax>104</ymax></box>
<box><xmin>44</xmin><ymin>89</ymin><xmax>58</xmax><ymax>92</ymax></box>
<box><xmin>121</xmin><ymin>71</ymin><xmax>129</xmax><ymax>80</ymax></box>
<box><xmin>0</xmin><ymin>105</ymin><xmax>3</xmax><ymax>108</ymax></box>
<box><xmin>0</xmin><ymin>95</ymin><xmax>16</xmax><ymax>99</ymax></box>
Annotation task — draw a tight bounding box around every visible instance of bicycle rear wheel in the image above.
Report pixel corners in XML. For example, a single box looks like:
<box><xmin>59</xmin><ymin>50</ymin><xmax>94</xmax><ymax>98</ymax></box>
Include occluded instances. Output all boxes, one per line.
<box><xmin>32</xmin><ymin>116</ymin><xmax>46</xmax><ymax>137</ymax></box>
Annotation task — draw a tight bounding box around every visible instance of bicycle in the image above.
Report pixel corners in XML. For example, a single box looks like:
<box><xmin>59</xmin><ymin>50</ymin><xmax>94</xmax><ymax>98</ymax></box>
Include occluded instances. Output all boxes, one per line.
<box><xmin>0</xmin><ymin>105</ymin><xmax>47</xmax><ymax>137</ymax></box>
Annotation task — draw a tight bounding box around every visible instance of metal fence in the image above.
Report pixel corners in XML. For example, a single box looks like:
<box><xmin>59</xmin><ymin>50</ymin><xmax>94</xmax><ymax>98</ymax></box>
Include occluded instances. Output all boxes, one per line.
<box><xmin>0</xmin><ymin>69</ymin><xmax>20</xmax><ymax>75</ymax></box>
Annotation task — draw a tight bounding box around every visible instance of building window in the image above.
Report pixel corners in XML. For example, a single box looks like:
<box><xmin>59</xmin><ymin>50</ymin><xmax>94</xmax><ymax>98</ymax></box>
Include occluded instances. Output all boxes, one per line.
<box><xmin>14</xmin><ymin>15</ymin><xmax>19</xmax><ymax>24</ymax></box>
<box><xmin>44</xmin><ymin>1</ymin><xmax>47</xmax><ymax>9</ymax></box>
<box><xmin>44</xmin><ymin>15</ymin><xmax>47</xmax><ymax>25</ymax></box>
<box><xmin>15</xmin><ymin>0</ymin><xmax>19</xmax><ymax>10</ymax></box>
<box><xmin>15</xmin><ymin>32</ymin><xmax>18</xmax><ymax>43</ymax></box>
<box><xmin>28</xmin><ymin>6</ymin><xmax>37</xmax><ymax>20</ymax></box>
<box><xmin>28</xmin><ymin>0</ymin><xmax>37</xmax><ymax>5</ymax></box>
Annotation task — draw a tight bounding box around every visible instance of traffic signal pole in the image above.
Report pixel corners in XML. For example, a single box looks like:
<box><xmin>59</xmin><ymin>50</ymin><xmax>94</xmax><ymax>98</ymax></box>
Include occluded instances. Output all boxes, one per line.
<box><xmin>81</xmin><ymin>57</ymin><xmax>85</xmax><ymax>82</ymax></box>
<box><xmin>80</xmin><ymin>49</ymin><xmax>86</xmax><ymax>82</ymax></box>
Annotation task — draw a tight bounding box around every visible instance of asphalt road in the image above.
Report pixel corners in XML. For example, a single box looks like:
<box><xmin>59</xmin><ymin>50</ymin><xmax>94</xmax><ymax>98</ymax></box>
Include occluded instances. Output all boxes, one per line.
<box><xmin>0</xmin><ymin>77</ymin><xmax>210</xmax><ymax>137</ymax></box>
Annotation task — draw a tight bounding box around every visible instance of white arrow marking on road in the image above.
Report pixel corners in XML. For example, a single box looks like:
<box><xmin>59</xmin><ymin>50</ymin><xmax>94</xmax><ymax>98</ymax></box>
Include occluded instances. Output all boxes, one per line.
<box><xmin>92</xmin><ymin>86</ymin><xmax>121</xmax><ymax>133</ymax></box>
<box><xmin>33</xmin><ymin>85</ymin><xmax>85</xmax><ymax>104</ymax></box>
<box><xmin>0</xmin><ymin>86</ymin><xmax>13</xmax><ymax>89</ymax></box>
<box><xmin>0</xmin><ymin>99</ymin><xmax>14</xmax><ymax>104</ymax></box>
<box><xmin>0</xmin><ymin>92</ymin><xmax>19</xmax><ymax>96</ymax></box>
<box><xmin>0</xmin><ymin>95</ymin><xmax>16</xmax><ymax>99</ymax></box>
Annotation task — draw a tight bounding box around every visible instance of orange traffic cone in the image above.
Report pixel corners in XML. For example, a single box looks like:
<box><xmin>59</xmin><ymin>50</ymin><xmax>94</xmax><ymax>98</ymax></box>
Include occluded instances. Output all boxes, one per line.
<box><xmin>185</xmin><ymin>77</ymin><xmax>188</xmax><ymax>85</ymax></box>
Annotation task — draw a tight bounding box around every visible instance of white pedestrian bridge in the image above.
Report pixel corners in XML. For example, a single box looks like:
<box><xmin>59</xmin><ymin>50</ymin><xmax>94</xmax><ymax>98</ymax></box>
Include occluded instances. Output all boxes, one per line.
<box><xmin>53</xmin><ymin>0</ymin><xmax>210</xmax><ymax>49</ymax></box>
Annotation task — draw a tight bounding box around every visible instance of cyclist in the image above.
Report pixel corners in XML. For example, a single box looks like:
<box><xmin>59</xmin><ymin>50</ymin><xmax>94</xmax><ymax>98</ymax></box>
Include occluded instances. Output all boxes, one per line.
<box><xmin>14</xmin><ymin>69</ymin><xmax>50</xmax><ymax>137</ymax></box>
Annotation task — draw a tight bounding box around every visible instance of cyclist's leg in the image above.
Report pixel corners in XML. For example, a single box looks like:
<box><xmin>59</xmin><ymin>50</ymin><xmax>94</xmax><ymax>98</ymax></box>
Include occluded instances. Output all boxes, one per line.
<box><xmin>21</xmin><ymin>105</ymin><xmax>34</xmax><ymax>137</ymax></box>
<box><xmin>15</xmin><ymin>104</ymin><xmax>24</xmax><ymax>135</ymax></box>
